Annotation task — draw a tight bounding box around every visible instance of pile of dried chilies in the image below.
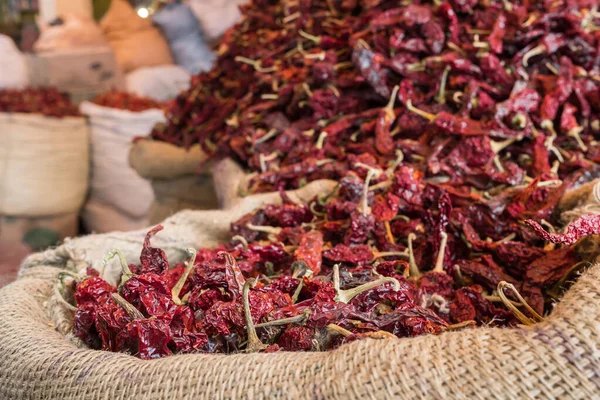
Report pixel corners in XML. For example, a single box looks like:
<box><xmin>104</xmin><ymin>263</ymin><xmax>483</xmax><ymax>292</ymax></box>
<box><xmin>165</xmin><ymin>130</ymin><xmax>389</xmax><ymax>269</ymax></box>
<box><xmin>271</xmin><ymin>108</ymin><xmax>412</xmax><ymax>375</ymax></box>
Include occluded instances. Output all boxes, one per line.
<box><xmin>152</xmin><ymin>0</ymin><xmax>600</xmax><ymax>195</ymax></box>
<box><xmin>68</xmin><ymin>165</ymin><xmax>600</xmax><ymax>357</ymax></box>
<box><xmin>91</xmin><ymin>90</ymin><xmax>166</xmax><ymax>112</ymax></box>
<box><xmin>67</xmin><ymin>0</ymin><xmax>600</xmax><ymax>358</ymax></box>
<box><xmin>0</xmin><ymin>87</ymin><xmax>79</xmax><ymax>117</ymax></box>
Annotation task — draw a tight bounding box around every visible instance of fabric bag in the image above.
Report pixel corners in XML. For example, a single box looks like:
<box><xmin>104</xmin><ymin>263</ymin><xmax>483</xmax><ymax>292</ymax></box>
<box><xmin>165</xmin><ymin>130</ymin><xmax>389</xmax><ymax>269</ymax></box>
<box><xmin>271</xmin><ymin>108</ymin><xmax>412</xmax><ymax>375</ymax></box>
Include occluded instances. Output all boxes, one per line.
<box><xmin>80</xmin><ymin>102</ymin><xmax>165</xmax><ymax>232</ymax></box>
<box><xmin>128</xmin><ymin>138</ymin><xmax>219</xmax><ymax>224</ymax></box>
<box><xmin>0</xmin><ymin>180</ymin><xmax>598</xmax><ymax>399</ymax></box>
<box><xmin>125</xmin><ymin>65</ymin><xmax>191</xmax><ymax>102</ymax></box>
<box><xmin>100</xmin><ymin>0</ymin><xmax>174</xmax><ymax>73</ymax></box>
<box><xmin>0</xmin><ymin>113</ymin><xmax>89</xmax><ymax>216</ymax></box>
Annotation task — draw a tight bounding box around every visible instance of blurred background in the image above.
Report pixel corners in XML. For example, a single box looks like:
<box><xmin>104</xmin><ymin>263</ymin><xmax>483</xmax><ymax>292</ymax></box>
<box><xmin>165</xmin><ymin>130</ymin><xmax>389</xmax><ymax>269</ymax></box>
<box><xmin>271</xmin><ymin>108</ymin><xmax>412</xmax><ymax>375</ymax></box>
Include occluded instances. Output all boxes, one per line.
<box><xmin>0</xmin><ymin>0</ymin><xmax>240</xmax><ymax>282</ymax></box>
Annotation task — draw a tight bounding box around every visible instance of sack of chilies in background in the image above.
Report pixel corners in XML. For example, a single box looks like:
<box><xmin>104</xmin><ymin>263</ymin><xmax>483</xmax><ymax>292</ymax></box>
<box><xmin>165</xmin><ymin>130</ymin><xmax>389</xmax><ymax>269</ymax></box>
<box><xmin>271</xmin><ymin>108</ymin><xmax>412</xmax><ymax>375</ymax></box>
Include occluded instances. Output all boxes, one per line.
<box><xmin>80</xmin><ymin>91</ymin><xmax>169</xmax><ymax>233</ymax></box>
<box><xmin>0</xmin><ymin>88</ymin><xmax>88</xmax><ymax>250</ymax></box>
<box><xmin>128</xmin><ymin>138</ymin><xmax>218</xmax><ymax>225</ymax></box>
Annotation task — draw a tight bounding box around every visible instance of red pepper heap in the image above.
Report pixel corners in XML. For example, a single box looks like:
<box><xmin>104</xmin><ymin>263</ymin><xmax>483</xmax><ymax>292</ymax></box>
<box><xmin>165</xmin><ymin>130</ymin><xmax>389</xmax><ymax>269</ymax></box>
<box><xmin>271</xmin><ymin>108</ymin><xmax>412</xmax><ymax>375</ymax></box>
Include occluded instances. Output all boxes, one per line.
<box><xmin>0</xmin><ymin>87</ymin><xmax>79</xmax><ymax>117</ymax></box>
<box><xmin>72</xmin><ymin>163</ymin><xmax>600</xmax><ymax>358</ymax></box>
<box><xmin>91</xmin><ymin>90</ymin><xmax>167</xmax><ymax>112</ymax></box>
<box><xmin>152</xmin><ymin>0</ymin><xmax>600</xmax><ymax>194</ymax></box>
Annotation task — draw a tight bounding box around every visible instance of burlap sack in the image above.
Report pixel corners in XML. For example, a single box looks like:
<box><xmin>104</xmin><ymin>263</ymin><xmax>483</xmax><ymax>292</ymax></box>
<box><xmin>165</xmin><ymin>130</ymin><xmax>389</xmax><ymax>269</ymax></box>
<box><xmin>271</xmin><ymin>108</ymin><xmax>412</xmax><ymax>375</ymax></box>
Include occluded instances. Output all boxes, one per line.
<box><xmin>0</xmin><ymin>113</ymin><xmax>89</xmax><ymax>216</ymax></box>
<box><xmin>129</xmin><ymin>139</ymin><xmax>231</xmax><ymax>223</ymax></box>
<box><xmin>0</xmin><ymin>180</ymin><xmax>598</xmax><ymax>399</ymax></box>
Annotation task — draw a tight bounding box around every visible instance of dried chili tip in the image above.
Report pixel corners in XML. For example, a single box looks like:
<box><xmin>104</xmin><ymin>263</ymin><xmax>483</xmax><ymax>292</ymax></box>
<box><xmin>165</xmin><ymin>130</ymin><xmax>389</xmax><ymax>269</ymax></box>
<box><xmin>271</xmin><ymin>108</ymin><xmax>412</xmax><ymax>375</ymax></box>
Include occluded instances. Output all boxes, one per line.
<box><xmin>524</xmin><ymin>214</ymin><xmax>600</xmax><ymax>245</ymax></box>
<box><xmin>221</xmin><ymin>251</ymin><xmax>246</xmax><ymax>296</ymax></box>
<box><xmin>242</xmin><ymin>278</ymin><xmax>268</xmax><ymax>353</ymax></box>
<box><xmin>103</xmin><ymin>249</ymin><xmax>134</xmax><ymax>287</ymax></box>
<box><xmin>497</xmin><ymin>281</ymin><xmax>543</xmax><ymax>326</ymax></box>
<box><xmin>171</xmin><ymin>248</ymin><xmax>197</xmax><ymax>306</ymax></box>
<box><xmin>332</xmin><ymin>264</ymin><xmax>400</xmax><ymax>304</ymax></box>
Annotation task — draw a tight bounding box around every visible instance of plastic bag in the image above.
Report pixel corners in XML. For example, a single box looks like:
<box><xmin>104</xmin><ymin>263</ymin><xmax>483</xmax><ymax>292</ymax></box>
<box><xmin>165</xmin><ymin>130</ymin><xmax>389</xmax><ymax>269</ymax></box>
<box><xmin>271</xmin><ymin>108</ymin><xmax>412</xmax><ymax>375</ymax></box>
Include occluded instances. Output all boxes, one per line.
<box><xmin>152</xmin><ymin>3</ymin><xmax>215</xmax><ymax>74</ymax></box>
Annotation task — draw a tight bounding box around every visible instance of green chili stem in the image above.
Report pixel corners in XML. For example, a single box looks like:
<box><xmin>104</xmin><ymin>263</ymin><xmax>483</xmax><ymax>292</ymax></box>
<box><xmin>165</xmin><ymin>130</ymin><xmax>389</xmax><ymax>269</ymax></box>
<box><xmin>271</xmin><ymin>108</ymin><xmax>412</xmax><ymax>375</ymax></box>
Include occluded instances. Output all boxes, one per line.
<box><xmin>172</xmin><ymin>248</ymin><xmax>197</xmax><ymax>306</ymax></box>
<box><xmin>104</xmin><ymin>249</ymin><xmax>133</xmax><ymax>287</ymax></box>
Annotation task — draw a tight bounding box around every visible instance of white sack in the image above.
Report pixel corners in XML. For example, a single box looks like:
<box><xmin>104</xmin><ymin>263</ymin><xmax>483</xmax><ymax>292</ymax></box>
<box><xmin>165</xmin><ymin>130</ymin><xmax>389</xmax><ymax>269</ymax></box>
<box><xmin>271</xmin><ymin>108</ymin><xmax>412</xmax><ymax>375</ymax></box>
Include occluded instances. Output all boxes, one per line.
<box><xmin>0</xmin><ymin>35</ymin><xmax>29</xmax><ymax>89</ymax></box>
<box><xmin>80</xmin><ymin>102</ymin><xmax>165</xmax><ymax>223</ymax></box>
<box><xmin>125</xmin><ymin>66</ymin><xmax>190</xmax><ymax>102</ymax></box>
<box><xmin>0</xmin><ymin>113</ymin><xmax>89</xmax><ymax>216</ymax></box>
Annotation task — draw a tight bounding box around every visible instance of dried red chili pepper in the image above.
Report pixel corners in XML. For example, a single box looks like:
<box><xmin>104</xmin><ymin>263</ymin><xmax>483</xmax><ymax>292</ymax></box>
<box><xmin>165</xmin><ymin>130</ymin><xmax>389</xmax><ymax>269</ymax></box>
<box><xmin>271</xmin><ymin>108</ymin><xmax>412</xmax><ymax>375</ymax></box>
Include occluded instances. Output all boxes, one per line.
<box><xmin>525</xmin><ymin>214</ymin><xmax>600</xmax><ymax>245</ymax></box>
<box><xmin>0</xmin><ymin>87</ymin><xmax>80</xmax><ymax>117</ymax></box>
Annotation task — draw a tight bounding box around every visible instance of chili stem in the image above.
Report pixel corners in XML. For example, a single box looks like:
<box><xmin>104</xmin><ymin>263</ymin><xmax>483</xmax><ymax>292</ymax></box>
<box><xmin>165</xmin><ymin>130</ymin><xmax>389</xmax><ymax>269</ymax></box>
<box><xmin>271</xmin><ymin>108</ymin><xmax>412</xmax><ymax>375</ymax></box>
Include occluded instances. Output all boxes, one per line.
<box><xmin>104</xmin><ymin>249</ymin><xmax>133</xmax><ymax>287</ymax></box>
<box><xmin>333</xmin><ymin>264</ymin><xmax>400</xmax><ymax>303</ymax></box>
<box><xmin>242</xmin><ymin>278</ymin><xmax>268</xmax><ymax>352</ymax></box>
<box><xmin>112</xmin><ymin>293</ymin><xmax>144</xmax><ymax>320</ymax></box>
<box><xmin>497</xmin><ymin>281</ymin><xmax>544</xmax><ymax>325</ymax></box>
<box><xmin>522</xmin><ymin>44</ymin><xmax>545</xmax><ymax>67</ymax></box>
<box><xmin>406</xmin><ymin>100</ymin><xmax>436</xmax><ymax>122</ymax></box>
<box><xmin>404</xmin><ymin>233</ymin><xmax>421</xmax><ymax>278</ymax></box>
<box><xmin>432</xmin><ymin>232</ymin><xmax>448</xmax><ymax>273</ymax></box>
<box><xmin>172</xmin><ymin>248</ymin><xmax>197</xmax><ymax>306</ymax></box>
<box><xmin>255</xmin><ymin>309</ymin><xmax>310</xmax><ymax>328</ymax></box>
<box><xmin>436</xmin><ymin>66</ymin><xmax>451</xmax><ymax>105</ymax></box>
<box><xmin>246</xmin><ymin>224</ymin><xmax>283</xmax><ymax>235</ymax></box>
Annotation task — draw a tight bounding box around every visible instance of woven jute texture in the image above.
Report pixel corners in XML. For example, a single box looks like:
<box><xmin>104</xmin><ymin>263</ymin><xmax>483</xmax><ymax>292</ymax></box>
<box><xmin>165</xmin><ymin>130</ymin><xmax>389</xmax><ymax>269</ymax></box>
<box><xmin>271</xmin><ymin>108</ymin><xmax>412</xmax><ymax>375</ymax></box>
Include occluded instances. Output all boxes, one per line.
<box><xmin>1</xmin><ymin>181</ymin><xmax>599</xmax><ymax>399</ymax></box>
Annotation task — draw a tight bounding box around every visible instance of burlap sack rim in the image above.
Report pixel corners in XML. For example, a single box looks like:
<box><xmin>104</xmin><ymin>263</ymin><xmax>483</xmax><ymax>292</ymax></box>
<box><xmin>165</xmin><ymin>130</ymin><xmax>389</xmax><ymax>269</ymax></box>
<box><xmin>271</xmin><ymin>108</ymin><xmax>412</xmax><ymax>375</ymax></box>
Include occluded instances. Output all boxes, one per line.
<box><xmin>2</xmin><ymin>260</ymin><xmax>598</xmax><ymax>399</ymax></box>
